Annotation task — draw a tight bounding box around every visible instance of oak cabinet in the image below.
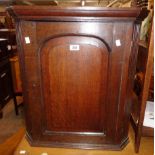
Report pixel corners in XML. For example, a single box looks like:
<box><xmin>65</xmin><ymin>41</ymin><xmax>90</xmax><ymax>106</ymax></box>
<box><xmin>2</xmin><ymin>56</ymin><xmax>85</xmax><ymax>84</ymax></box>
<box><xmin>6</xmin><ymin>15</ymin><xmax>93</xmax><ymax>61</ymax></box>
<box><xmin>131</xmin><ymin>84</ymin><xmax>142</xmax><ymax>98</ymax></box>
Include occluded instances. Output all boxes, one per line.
<box><xmin>8</xmin><ymin>6</ymin><xmax>144</xmax><ymax>150</ymax></box>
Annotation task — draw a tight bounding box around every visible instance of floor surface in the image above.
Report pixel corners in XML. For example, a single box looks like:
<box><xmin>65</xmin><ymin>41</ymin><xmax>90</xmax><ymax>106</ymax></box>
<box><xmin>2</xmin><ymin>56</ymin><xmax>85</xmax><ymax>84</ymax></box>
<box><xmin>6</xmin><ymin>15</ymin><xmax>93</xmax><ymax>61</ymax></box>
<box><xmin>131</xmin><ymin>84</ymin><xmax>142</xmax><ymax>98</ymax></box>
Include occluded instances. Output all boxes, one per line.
<box><xmin>0</xmin><ymin>98</ymin><xmax>24</xmax><ymax>144</ymax></box>
<box><xmin>0</xmin><ymin>98</ymin><xmax>153</xmax><ymax>155</ymax></box>
<box><xmin>14</xmin><ymin>127</ymin><xmax>154</xmax><ymax>155</ymax></box>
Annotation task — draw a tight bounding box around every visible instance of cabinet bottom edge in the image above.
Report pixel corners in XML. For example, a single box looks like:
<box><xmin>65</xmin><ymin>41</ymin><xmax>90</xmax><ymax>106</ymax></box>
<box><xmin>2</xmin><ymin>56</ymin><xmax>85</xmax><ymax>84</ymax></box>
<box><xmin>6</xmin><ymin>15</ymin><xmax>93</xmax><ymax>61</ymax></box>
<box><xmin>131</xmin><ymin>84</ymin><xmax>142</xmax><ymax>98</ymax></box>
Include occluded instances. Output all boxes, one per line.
<box><xmin>25</xmin><ymin>134</ymin><xmax>129</xmax><ymax>150</ymax></box>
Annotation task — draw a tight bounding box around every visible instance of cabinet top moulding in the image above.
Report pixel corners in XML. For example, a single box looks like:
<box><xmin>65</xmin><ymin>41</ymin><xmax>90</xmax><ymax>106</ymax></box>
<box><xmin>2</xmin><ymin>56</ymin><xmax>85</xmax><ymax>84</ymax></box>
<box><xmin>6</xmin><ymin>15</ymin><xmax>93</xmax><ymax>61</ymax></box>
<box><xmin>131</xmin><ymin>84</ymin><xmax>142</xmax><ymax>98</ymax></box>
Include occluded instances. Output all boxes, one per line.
<box><xmin>7</xmin><ymin>6</ymin><xmax>148</xmax><ymax>21</ymax></box>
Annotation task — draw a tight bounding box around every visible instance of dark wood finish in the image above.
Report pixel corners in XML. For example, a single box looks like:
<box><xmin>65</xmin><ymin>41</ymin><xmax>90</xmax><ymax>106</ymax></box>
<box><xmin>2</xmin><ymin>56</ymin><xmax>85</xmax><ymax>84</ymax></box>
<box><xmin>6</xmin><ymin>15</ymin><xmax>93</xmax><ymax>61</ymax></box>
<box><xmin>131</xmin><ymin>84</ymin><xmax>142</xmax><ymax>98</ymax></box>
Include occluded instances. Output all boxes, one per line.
<box><xmin>142</xmin><ymin>126</ymin><xmax>154</xmax><ymax>137</ymax></box>
<box><xmin>0</xmin><ymin>12</ymin><xmax>22</xmax><ymax>114</ymax></box>
<box><xmin>0</xmin><ymin>58</ymin><xmax>18</xmax><ymax>116</ymax></box>
<box><xmin>133</xmin><ymin>40</ymin><xmax>154</xmax><ymax>101</ymax></box>
<box><xmin>0</xmin><ymin>60</ymin><xmax>12</xmax><ymax>106</ymax></box>
<box><xmin>0</xmin><ymin>39</ymin><xmax>9</xmax><ymax>60</ymax></box>
<box><xmin>135</xmin><ymin>21</ymin><xmax>154</xmax><ymax>153</ymax></box>
<box><xmin>148</xmin><ymin>73</ymin><xmax>154</xmax><ymax>101</ymax></box>
<box><xmin>130</xmin><ymin>20</ymin><xmax>154</xmax><ymax>153</ymax></box>
<box><xmin>0</xmin><ymin>26</ymin><xmax>18</xmax><ymax>116</ymax></box>
<box><xmin>41</xmin><ymin>36</ymin><xmax>108</xmax><ymax>133</ymax></box>
<box><xmin>8</xmin><ymin>6</ymin><xmax>141</xmax><ymax>19</ymax></box>
<box><xmin>8</xmin><ymin>6</ymin><xmax>145</xmax><ymax>150</ymax></box>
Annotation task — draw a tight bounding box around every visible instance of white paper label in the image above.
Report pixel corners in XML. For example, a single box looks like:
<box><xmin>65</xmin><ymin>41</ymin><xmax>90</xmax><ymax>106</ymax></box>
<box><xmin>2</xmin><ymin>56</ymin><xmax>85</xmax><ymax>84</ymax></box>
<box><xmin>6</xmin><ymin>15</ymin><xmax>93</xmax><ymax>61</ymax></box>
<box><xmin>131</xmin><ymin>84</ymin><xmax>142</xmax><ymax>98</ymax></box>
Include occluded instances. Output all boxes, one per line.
<box><xmin>7</xmin><ymin>45</ymin><xmax>11</xmax><ymax>50</ymax></box>
<box><xmin>19</xmin><ymin>150</ymin><xmax>26</xmax><ymax>154</ymax></box>
<box><xmin>70</xmin><ymin>45</ymin><xmax>80</xmax><ymax>51</ymax></box>
<box><xmin>25</xmin><ymin>37</ymin><xmax>30</xmax><ymax>44</ymax></box>
<box><xmin>116</xmin><ymin>39</ymin><xmax>121</xmax><ymax>47</ymax></box>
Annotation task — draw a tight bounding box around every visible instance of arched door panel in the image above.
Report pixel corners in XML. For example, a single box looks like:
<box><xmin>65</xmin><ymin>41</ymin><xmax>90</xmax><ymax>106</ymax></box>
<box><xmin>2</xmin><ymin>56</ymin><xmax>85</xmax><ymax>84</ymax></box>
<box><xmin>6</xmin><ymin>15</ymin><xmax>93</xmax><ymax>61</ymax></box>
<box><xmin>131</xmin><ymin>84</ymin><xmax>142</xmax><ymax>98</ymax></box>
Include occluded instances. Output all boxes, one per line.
<box><xmin>40</xmin><ymin>36</ymin><xmax>109</xmax><ymax>134</ymax></box>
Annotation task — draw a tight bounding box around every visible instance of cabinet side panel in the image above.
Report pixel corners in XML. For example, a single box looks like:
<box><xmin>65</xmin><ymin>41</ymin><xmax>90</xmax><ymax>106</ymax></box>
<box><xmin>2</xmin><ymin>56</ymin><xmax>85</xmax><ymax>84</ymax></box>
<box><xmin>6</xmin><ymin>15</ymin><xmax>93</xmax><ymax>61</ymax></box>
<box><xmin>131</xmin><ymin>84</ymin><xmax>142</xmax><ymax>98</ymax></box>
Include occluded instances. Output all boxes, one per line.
<box><xmin>18</xmin><ymin>21</ymin><xmax>43</xmax><ymax>140</ymax></box>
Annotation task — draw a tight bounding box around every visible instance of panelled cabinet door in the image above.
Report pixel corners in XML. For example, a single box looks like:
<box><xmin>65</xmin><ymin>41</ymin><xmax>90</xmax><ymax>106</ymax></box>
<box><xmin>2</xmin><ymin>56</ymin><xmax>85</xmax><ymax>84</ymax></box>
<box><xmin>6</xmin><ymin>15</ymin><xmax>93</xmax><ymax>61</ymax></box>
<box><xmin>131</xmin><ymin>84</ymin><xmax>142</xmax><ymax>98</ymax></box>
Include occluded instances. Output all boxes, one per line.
<box><xmin>40</xmin><ymin>36</ymin><xmax>109</xmax><ymax>135</ymax></box>
<box><xmin>8</xmin><ymin>6</ymin><xmax>143</xmax><ymax>150</ymax></box>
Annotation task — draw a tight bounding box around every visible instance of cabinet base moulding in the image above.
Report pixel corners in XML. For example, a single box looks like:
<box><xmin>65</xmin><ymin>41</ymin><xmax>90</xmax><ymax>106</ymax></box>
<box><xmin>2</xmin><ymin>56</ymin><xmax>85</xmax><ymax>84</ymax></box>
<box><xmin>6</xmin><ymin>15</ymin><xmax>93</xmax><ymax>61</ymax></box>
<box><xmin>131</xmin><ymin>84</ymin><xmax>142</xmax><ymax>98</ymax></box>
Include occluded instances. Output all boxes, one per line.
<box><xmin>26</xmin><ymin>133</ymin><xmax>129</xmax><ymax>150</ymax></box>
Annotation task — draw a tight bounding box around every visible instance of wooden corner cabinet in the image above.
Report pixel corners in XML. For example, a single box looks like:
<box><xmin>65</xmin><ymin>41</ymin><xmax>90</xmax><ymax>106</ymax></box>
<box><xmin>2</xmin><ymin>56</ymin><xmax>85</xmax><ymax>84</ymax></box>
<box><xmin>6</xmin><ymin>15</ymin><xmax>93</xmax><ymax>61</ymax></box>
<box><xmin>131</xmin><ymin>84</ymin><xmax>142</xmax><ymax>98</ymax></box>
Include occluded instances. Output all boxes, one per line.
<box><xmin>8</xmin><ymin>6</ymin><xmax>146</xmax><ymax>150</ymax></box>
